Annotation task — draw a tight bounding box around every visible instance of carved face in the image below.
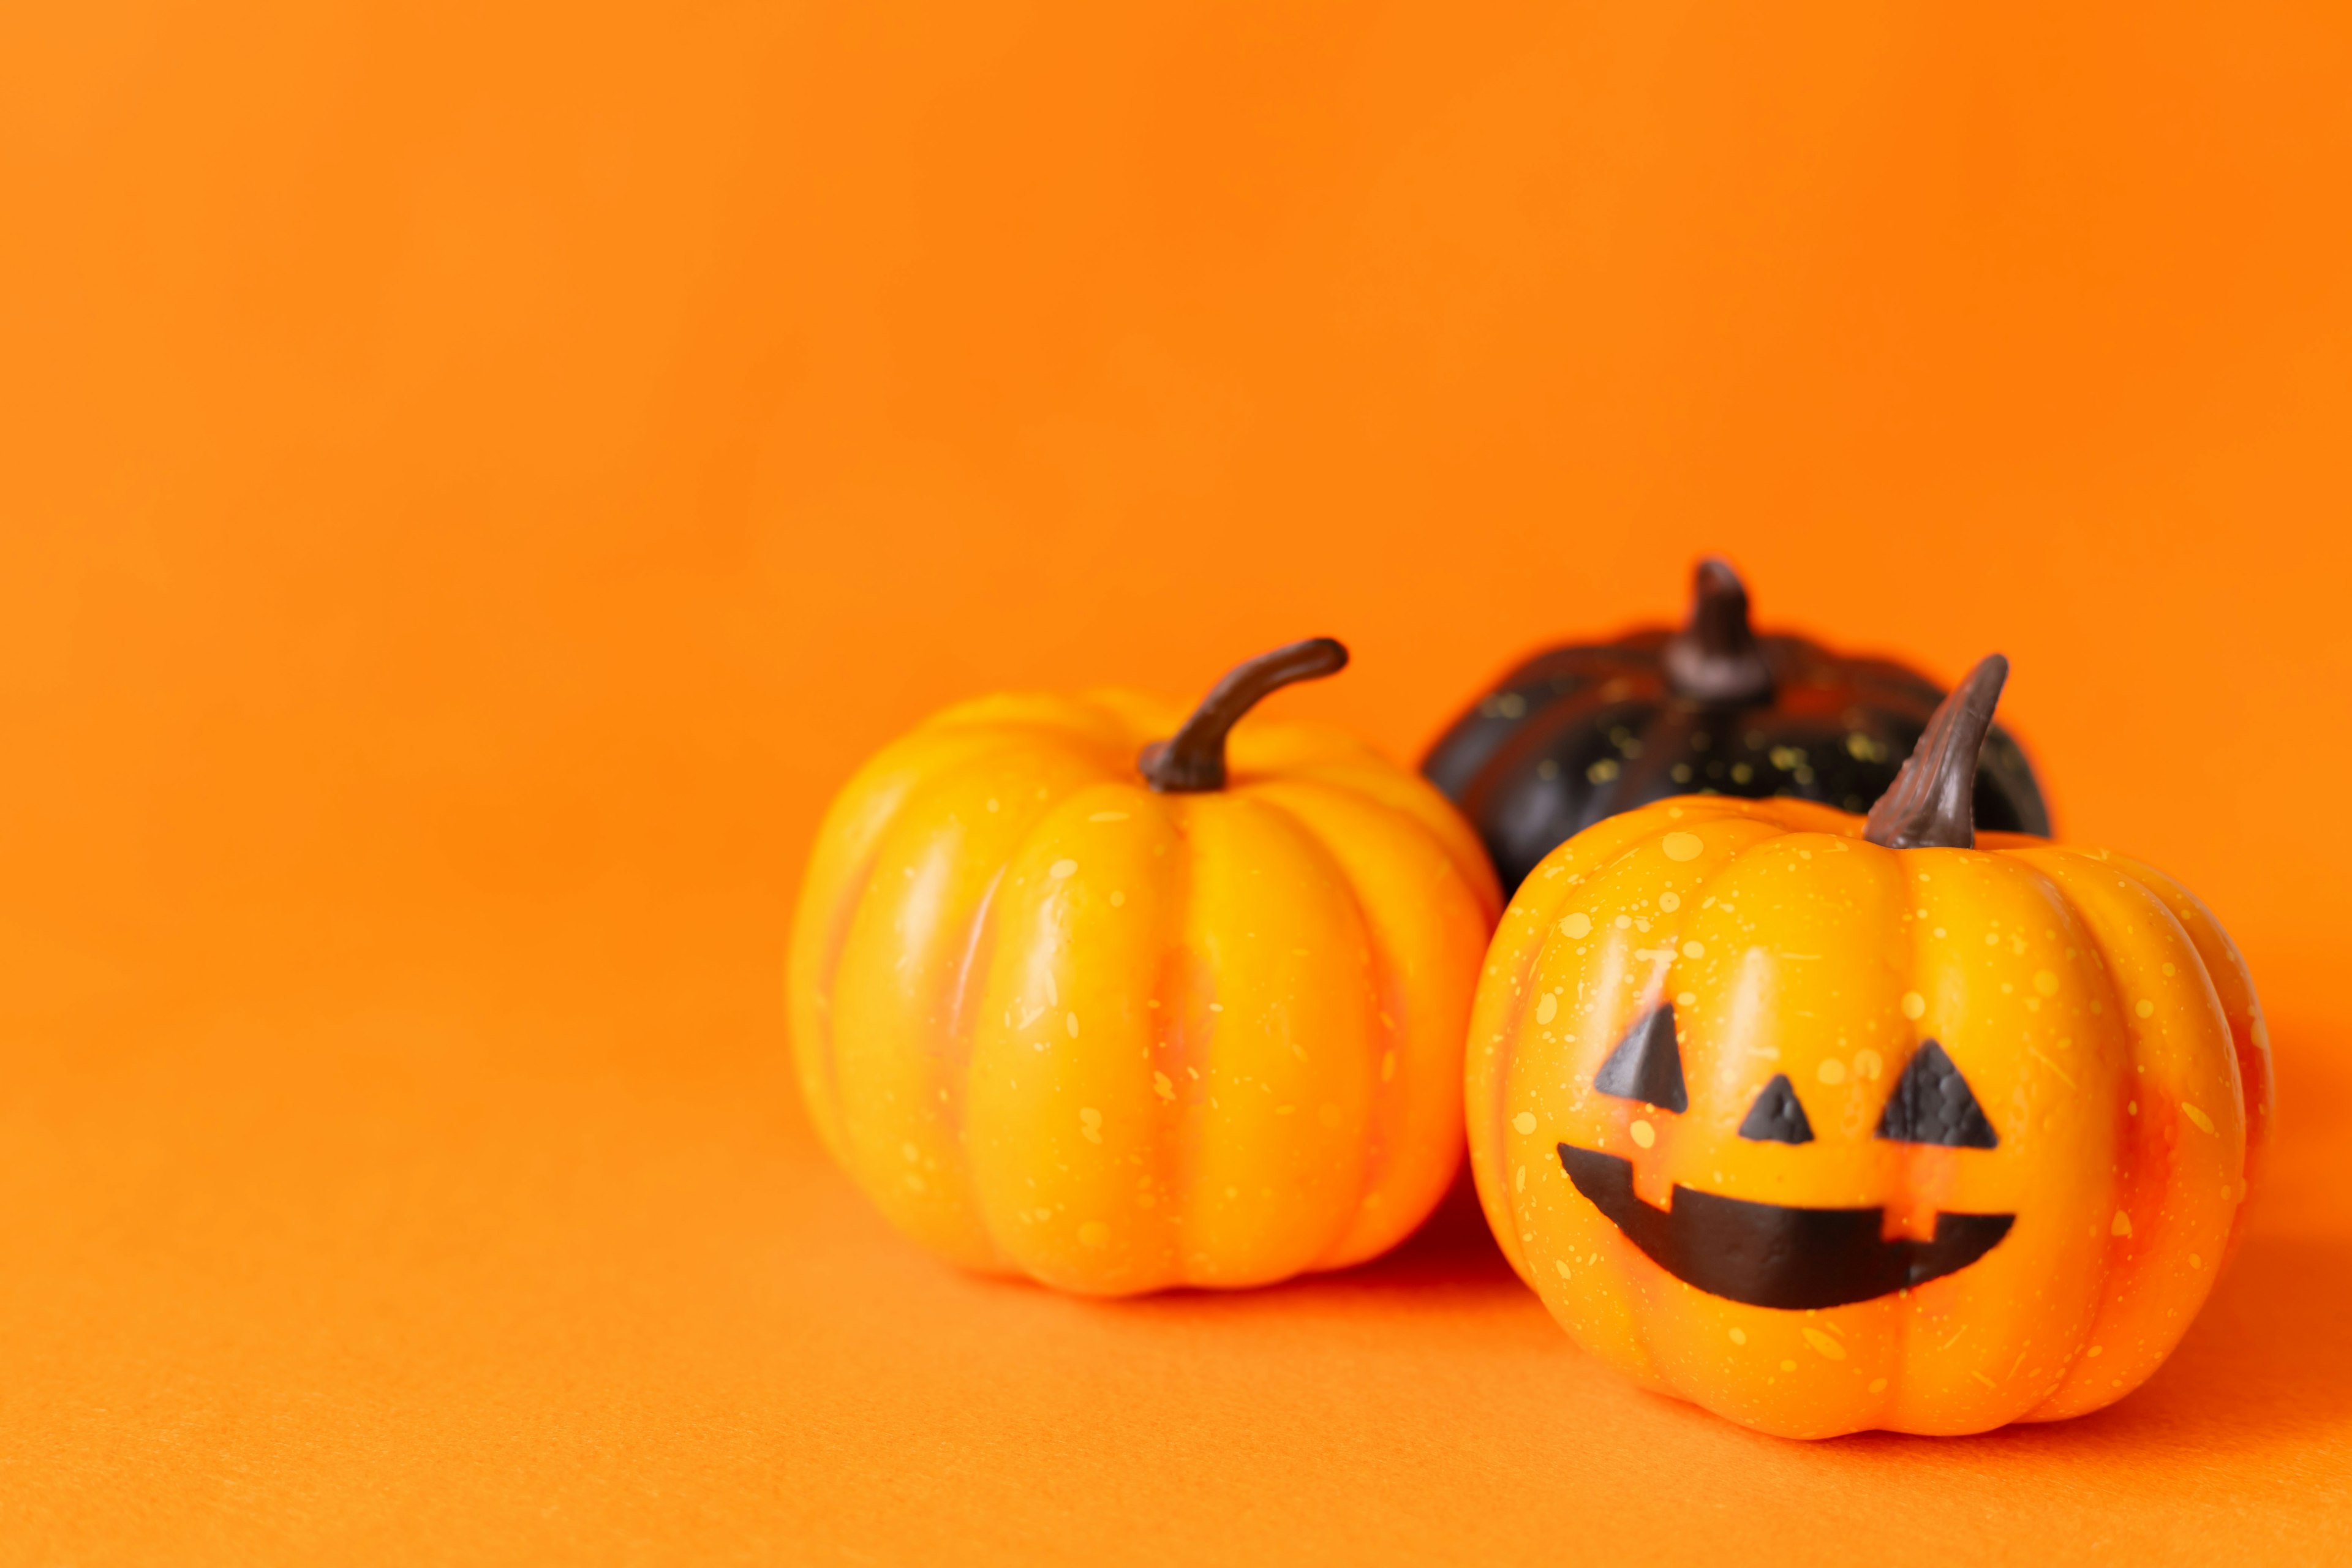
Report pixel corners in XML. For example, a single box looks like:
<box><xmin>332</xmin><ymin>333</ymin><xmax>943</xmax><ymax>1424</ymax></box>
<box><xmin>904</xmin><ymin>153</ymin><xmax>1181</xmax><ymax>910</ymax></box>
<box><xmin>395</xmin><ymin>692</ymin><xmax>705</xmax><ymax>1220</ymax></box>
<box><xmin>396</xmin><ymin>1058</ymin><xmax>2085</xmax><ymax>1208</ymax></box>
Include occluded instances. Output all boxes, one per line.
<box><xmin>1558</xmin><ymin>1007</ymin><xmax>2014</xmax><ymax>1310</ymax></box>
<box><xmin>1466</xmin><ymin>796</ymin><xmax>2266</xmax><ymax>1439</ymax></box>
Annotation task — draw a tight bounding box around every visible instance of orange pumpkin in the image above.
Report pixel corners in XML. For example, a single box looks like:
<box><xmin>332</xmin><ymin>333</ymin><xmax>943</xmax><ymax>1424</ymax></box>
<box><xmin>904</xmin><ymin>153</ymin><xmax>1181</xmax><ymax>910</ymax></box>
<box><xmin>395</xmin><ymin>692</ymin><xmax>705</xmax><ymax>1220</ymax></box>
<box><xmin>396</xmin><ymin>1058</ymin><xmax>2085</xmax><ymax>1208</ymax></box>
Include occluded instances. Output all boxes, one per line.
<box><xmin>1466</xmin><ymin>657</ymin><xmax>2272</xmax><ymax>1437</ymax></box>
<box><xmin>791</xmin><ymin>639</ymin><xmax>1501</xmax><ymax>1295</ymax></box>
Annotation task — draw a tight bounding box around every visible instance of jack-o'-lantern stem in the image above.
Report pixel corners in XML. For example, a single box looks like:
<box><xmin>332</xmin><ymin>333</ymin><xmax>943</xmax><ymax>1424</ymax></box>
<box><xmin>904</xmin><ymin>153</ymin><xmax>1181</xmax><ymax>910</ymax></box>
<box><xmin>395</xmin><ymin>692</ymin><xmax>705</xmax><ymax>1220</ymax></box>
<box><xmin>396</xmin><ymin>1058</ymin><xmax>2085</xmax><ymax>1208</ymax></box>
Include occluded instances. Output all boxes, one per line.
<box><xmin>1864</xmin><ymin>655</ymin><xmax>2010</xmax><ymax>850</ymax></box>
<box><xmin>1139</xmin><ymin>637</ymin><xmax>1349</xmax><ymax>792</ymax></box>
<box><xmin>1663</xmin><ymin>557</ymin><xmax>1776</xmax><ymax>705</ymax></box>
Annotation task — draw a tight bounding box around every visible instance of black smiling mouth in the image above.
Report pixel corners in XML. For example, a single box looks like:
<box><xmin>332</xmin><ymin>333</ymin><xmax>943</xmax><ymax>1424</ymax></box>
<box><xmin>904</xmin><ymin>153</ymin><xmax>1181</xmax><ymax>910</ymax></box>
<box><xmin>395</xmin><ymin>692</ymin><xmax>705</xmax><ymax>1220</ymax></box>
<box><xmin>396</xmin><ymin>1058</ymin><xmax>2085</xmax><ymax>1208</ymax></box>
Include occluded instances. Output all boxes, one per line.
<box><xmin>1557</xmin><ymin>1145</ymin><xmax>2015</xmax><ymax>1311</ymax></box>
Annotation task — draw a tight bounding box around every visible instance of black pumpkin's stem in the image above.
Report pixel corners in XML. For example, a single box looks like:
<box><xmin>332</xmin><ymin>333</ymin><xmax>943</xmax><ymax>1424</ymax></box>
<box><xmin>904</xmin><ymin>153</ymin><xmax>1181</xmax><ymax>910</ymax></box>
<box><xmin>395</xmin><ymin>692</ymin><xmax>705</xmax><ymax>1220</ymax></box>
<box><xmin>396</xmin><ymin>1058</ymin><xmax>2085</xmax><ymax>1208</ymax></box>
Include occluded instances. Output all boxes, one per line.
<box><xmin>1139</xmin><ymin>638</ymin><xmax>1349</xmax><ymax>792</ymax></box>
<box><xmin>1864</xmin><ymin>655</ymin><xmax>2009</xmax><ymax>850</ymax></box>
<box><xmin>1662</xmin><ymin>557</ymin><xmax>1775</xmax><ymax>705</ymax></box>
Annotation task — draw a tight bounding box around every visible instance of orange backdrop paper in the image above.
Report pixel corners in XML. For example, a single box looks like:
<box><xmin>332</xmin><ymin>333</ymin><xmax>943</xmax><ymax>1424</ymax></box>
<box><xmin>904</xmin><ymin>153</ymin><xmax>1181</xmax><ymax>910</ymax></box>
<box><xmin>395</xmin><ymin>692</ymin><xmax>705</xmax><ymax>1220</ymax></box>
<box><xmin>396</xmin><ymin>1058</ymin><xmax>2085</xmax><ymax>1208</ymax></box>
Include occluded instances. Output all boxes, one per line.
<box><xmin>4</xmin><ymin>1</ymin><xmax>2350</xmax><ymax>1561</ymax></box>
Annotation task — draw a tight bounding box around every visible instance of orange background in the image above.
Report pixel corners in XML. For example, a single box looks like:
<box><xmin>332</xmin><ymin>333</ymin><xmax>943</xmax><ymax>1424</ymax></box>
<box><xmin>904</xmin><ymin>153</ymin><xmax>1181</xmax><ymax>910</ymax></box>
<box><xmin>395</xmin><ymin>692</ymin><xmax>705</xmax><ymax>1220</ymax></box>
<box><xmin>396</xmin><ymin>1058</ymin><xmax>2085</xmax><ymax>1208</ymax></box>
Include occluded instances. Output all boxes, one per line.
<box><xmin>6</xmin><ymin>1</ymin><xmax>2351</xmax><ymax>1561</ymax></box>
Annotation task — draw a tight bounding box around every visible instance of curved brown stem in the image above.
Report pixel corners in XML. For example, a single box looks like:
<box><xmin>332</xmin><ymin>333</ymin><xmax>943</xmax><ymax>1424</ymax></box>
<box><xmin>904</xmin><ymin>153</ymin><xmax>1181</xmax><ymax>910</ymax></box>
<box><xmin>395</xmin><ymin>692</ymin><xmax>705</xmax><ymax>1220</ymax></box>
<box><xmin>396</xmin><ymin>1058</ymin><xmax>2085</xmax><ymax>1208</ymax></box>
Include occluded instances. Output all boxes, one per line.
<box><xmin>1863</xmin><ymin>655</ymin><xmax>2009</xmax><ymax>850</ymax></box>
<box><xmin>1138</xmin><ymin>637</ymin><xmax>1349</xmax><ymax>792</ymax></box>
<box><xmin>1662</xmin><ymin>557</ymin><xmax>1775</xmax><ymax>705</ymax></box>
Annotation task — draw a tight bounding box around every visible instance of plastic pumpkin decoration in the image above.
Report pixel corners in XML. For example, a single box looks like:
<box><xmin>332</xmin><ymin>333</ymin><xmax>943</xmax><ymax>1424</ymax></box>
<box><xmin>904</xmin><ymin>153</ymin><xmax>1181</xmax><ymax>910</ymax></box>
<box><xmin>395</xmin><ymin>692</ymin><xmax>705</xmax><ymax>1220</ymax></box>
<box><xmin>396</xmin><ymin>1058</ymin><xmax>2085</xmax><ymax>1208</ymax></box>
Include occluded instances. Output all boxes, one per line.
<box><xmin>1466</xmin><ymin>656</ymin><xmax>2271</xmax><ymax>1438</ymax></box>
<box><xmin>1423</xmin><ymin>559</ymin><xmax>2052</xmax><ymax>893</ymax></box>
<box><xmin>790</xmin><ymin>638</ymin><xmax>1501</xmax><ymax>1295</ymax></box>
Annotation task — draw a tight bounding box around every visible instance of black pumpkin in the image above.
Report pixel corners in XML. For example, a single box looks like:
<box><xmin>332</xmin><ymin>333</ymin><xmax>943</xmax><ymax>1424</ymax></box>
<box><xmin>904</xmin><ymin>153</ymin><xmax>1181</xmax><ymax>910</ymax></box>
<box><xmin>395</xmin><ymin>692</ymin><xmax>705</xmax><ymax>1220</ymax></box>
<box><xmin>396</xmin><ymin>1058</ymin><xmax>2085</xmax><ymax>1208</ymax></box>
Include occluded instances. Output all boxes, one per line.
<box><xmin>1422</xmin><ymin>559</ymin><xmax>2052</xmax><ymax>893</ymax></box>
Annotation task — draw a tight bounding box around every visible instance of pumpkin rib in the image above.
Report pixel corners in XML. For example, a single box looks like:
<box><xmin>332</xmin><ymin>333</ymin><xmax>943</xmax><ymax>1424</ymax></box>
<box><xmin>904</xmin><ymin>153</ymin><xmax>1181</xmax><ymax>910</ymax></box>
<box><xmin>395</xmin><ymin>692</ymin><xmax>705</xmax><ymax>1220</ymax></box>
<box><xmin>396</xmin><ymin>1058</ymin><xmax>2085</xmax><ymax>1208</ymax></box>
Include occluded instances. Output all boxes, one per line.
<box><xmin>788</xmin><ymin>724</ymin><xmax>1044</xmax><ymax>1165</ymax></box>
<box><xmin>1999</xmin><ymin>843</ymin><xmax>2242</xmax><ymax>1423</ymax></box>
<box><xmin>1257</xmin><ymin>752</ymin><xmax>1499</xmax><ymax>895</ymax></box>
<box><xmin>2100</xmin><ymin>851</ymin><xmax>2274</xmax><ymax>1231</ymax></box>
<box><xmin>1240</xmin><ymin>786</ymin><xmax>1402</xmax><ymax>1273</ymax></box>
<box><xmin>1159</xmin><ymin>790</ymin><xmax>1380</xmax><ymax>1288</ymax></box>
<box><xmin>832</xmin><ymin>733</ymin><xmax>1147</xmax><ymax>1275</ymax></box>
<box><xmin>1241</xmin><ymin>777</ymin><xmax>1480</xmax><ymax>1273</ymax></box>
<box><xmin>937</xmin><ymin>852</ymin><xmax>1022</xmax><ymax>1275</ymax></box>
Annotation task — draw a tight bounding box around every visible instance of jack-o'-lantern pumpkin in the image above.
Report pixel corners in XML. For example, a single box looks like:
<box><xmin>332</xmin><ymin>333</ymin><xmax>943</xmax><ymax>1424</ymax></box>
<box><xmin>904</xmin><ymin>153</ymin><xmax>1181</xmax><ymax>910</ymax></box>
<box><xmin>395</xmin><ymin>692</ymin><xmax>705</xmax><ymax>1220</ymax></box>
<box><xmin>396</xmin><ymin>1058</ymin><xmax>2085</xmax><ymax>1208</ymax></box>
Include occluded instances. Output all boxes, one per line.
<box><xmin>1424</xmin><ymin>559</ymin><xmax>2051</xmax><ymax>892</ymax></box>
<box><xmin>791</xmin><ymin>639</ymin><xmax>1501</xmax><ymax>1295</ymax></box>
<box><xmin>1466</xmin><ymin>657</ymin><xmax>2271</xmax><ymax>1438</ymax></box>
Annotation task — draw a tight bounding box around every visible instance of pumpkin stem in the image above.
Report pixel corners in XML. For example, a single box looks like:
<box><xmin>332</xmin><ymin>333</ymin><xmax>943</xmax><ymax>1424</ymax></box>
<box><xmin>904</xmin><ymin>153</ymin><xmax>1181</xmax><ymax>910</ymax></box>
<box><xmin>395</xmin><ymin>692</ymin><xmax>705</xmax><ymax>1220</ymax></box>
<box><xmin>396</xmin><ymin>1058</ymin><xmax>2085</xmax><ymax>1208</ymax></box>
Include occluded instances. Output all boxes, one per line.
<box><xmin>1863</xmin><ymin>654</ymin><xmax>2010</xmax><ymax>850</ymax></box>
<box><xmin>1139</xmin><ymin>637</ymin><xmax>1349</xmax><ymax>792</ymax></box>
<box><xmin>1662</xmin><ymin>557</ymin><xmax>1775</xmax><ymax>705</ymax></box>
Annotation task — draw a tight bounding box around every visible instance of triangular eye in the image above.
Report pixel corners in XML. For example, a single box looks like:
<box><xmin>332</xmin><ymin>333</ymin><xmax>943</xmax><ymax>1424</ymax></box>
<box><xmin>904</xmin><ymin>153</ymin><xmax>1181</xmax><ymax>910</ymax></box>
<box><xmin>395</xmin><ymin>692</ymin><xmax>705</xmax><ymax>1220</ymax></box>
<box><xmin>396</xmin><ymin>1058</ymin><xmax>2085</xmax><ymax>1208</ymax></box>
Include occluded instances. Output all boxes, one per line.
<box><xmin>1738</xmin><ymin>1074</ymin><xmax>1814</xmax><ymax>1144</ymax></box>
<box><xmin>1592</xmin><ymin>1004</ymin><xmax>1688</xmax><ymax>1113</ymax></box>
<box><xmin>1876</xmin><ymin>1041</ymin><xmax>1999</xmax><ymax>1148</ymax></box>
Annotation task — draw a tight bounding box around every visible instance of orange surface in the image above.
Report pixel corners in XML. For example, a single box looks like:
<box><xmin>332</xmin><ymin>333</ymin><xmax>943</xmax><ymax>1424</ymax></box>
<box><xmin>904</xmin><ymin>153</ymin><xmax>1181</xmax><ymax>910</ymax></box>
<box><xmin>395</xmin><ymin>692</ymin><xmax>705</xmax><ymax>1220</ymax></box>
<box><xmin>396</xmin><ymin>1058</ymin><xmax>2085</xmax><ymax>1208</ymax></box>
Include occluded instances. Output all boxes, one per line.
<box><xmin>4</xmin><ymin>1</ymin><xmax>2351</xmax><ymax>1561</ymax></box>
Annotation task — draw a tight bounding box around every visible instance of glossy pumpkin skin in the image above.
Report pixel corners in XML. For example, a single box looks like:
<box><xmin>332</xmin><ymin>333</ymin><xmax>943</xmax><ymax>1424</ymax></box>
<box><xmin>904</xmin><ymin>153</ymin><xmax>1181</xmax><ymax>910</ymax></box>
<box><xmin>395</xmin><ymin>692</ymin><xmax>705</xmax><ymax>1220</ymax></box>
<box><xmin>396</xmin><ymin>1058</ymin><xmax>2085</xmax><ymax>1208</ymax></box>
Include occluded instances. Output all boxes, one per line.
<box><xmin>1468</xmin><ymin>794</ymin><xmax>2271</xmax><ymax>1439</ymax></box>
<box><xmin>1424</xmin><ymin>575</ymin><xmax>2051</xmax><ymax>894</ymax></box>
<box><xmin>791</xmin><ymin>688</ymin><xmax>1501</xmax><ymax>1296</ymax></box>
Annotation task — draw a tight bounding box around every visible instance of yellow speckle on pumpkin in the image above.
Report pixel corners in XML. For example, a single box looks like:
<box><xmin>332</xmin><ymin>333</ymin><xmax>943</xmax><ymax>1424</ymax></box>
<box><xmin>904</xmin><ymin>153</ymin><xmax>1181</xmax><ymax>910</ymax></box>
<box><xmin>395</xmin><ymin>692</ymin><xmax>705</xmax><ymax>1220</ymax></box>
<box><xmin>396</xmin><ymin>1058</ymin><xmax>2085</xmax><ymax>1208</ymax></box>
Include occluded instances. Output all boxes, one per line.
<box><xmin>901</xmin><ymin>1141</ymin><xmax>921</xmax><ymax>1163</ymax></box>
<box><xmin>1676</xmin><ymin>990</ymin><xmax>1698</xmax><ymax>1008</ymax></box>
<box><xmin>1556</xmin><ymin>1259</ymin><xmax>1572</xmax><ymax>1280</ymax></box>
<box><xmin>1854</xmin><ymin>1048</ymin><xmax>1883</xmax><ymax>1081</ymax></box>
<box><xmin>2190</xmin><ymin>1253</ymin><xmax>2203</xmax><ymax>1270</ymax></box>
<box><xmin>1049</xmin><ymin>859</ymin><xmax>1077</xmax><ymax>879</ymax></box>
<box><xmin>1683</xmin><ymin>941</ymin><xmax>1706</xmax><ymax>959</ymax></box>
<box><xmin>1658</xmin><ymin>891</ymin><xmax>1681</xmax><ymax>913</ymax></box>
<box><xmin>1615</xmin><ymin>914</ymin><xmax>1632</xmax><ymax>930</ymax></box>
<box><xmin>1537</xmin><ymin>994</ymin><xmax>1558</xmax><ymax>1025</ymax></box>
<box><xmin>1078</xmin><ymin>1221</ymin><xmax>1109</xmax><ymax>1246</ymax></box>
<box><xmin>2034</xmin><ymin>970</ymin><xmax>2059</xmax><ymax>997</ymax></box>
<box><xmin>1817</xmin><ymin>1059</ymin><xmax>1847</xmax><ymax>1086</ymax></box>
<box><xmin>2182</xmin><ymin>1104</ymin><xmax>2216</xmax><ymax>1135</ymax></box>
<box><xmin>1901</xmin><ymin>992</ymin><xmax>1927</xmax><ymax>1020</ymax></box>
<box><xmin>1512</xmin><ymin>1112</ymin><xmax>1537</xmax><ymax>1136</ymax></box>
<box><xmin>1381</xmin><ymin>1050</ymin><xmax>1396</xmax><ymax>1082</ymax></box>
<box><xmin>2136</xmin><ymin>998</ymin><xmax>2155</xmax><ymax>1019</ymax></box>
<box><xmin>1780</xmin><ymin>1359</ymin><xmax>1798</xmax><ymax>1373</ymax></box>
<box><xmin>1661</xmin><ymin>831</ymin><xmax>1704</xmax><ymax>862</ymax></box>
<box><xmin>1630</xmin><ymin>1119</ymin><xmax>1656</xmax><ymax>1148</ymax></box>
<box><xmin>1153</xmin><ymin>1072</ymin><xmax>1174</xmax><ymax>1102</ymax></box>
<box><xmin>1109</xmin><ymin>890</ymin><xmax>1125</xmax><ymax>907</ymax></box>
<box><xmin>1066</xmin><ymin>1011</ymin><xmax>1080</xmax><ymax>1038</ymax></box>
<box><xmin>1559</xmin><ymin>912</ymin><xmax>1593</xmax><ymax>938</ymax></box>
<box><xmin>1515</xmin><ymin>1164</ymin><xmax>1526</xmax><ymax>1193</ymax></box>
<box><xmin>2112</xmin><ymin>1210</ymin><xmax>2133</xmax><ymax>1237</ymax></box>
<box><xmin>1730</xmin><ymin>1327</ymin><xmax>1747</xmax><ymax>1345</ymax></box>
<box><xmin>1802</xmin><ymin>1328</ymin><xmax>1846</xmax><ymax>1361</ymax></box>
<box><xmin>1079</xmin><ymin>1107</ymin><xmax>1103</xmax><ymax>1143</ymax></box>
<box><xmin>2162</xmin><ymin>962</ymin><xmax>2176</xmax><ymax>976</ymax></box>
<box><xmin>2087</xmin><ymin>1345</ymin><xmax>2103</xmax><ymax>1358</ymax></box>
<box><xmin>1868</xmin><ymin>1377</ymin><xmax>1888</xmax><ymax>1393</ymax></box>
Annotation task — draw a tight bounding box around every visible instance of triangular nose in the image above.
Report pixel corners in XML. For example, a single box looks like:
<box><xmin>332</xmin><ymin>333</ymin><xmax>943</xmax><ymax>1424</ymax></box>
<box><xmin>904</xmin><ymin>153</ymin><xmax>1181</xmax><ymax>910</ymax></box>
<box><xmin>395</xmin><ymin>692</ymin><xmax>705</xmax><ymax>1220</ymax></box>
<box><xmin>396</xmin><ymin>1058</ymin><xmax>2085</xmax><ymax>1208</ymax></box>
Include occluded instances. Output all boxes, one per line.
<box><xmin>1876</xmin><ymin>1039</ymin><xmax>2000</xmax><ymax>1148</ymax></box>
<box><xmin>1738</xmin><ymin>1073</ymin><xmax>1814</xmax><ymax>1144</ymax></box>
<box><xmin>1592</xmin><ymin>1004</ymin><xmax>1688</xmax><ymax>1113</ymax></box>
